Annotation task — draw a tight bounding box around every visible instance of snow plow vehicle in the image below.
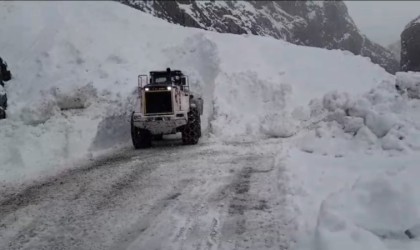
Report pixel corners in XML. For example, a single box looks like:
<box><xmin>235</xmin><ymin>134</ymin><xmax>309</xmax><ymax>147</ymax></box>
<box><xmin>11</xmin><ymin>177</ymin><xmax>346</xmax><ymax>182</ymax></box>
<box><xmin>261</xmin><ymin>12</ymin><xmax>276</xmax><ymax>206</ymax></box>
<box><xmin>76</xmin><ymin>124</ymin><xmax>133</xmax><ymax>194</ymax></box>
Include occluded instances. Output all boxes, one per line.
<box><xmin>131</xmin><ymin>68</ymin><xmax>203</xmax><ymax>149</ymax></box>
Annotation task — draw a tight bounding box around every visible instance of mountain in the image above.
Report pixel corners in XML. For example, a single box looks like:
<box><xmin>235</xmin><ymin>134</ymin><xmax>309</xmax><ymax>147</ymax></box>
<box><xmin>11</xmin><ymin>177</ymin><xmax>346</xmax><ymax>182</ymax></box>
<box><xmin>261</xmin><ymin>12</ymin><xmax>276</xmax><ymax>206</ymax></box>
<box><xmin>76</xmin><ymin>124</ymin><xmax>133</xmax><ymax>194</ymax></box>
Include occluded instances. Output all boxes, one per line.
<box><xmin>387</xmin><ymin>40</ymin><xmax>401</xmax><ymax>62</ymax></box>
<box><xmin>401</xmin><ymin>15</ymin><xmax>420</xmax><ymax>72</ymax></box>
<box><xmin>120</xmin><ymin>0</ymin><xmax>399</xmax><ymax>74</ymax></box>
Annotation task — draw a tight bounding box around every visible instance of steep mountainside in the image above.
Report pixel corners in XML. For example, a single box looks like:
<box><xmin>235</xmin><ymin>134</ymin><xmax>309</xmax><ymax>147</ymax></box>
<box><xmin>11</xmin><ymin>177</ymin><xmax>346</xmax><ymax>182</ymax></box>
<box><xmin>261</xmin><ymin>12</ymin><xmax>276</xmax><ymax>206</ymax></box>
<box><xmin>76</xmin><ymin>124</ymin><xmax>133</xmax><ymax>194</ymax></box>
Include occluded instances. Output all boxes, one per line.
<box><xmin>121</xmin><ymin>0</ymin><xmax>399</xmax><ymax>74</ymax></box>
<box><xmin>401</xmin><ymin>15</ymin><xmax>420</xmax><ymax>72</ymax></box>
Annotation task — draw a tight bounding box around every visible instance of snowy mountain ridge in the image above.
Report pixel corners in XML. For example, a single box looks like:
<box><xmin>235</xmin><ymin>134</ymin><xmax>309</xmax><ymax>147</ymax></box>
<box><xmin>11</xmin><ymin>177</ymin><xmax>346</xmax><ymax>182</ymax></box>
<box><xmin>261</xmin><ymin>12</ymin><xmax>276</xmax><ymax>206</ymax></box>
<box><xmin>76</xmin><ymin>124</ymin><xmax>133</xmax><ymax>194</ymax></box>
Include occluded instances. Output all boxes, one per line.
<box><xmin>405</xmin><ymin>14</ymin><xmax>420</xmax><ymax>29</ymax></box>
<box><xmin>121</xmin><ymin>0</ymin><xmax>399</xmax><ymax>74</ymax></box>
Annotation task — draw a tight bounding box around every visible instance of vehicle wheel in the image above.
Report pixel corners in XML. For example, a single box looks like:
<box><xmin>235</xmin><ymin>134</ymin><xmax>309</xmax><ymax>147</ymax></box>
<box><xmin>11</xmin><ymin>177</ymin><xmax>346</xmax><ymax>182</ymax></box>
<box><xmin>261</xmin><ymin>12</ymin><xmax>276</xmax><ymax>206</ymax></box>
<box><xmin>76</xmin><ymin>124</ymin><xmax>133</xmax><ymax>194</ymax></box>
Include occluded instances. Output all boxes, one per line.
<box><xmin>182</xmin><ymin>109</ymin><xmax>201</xmax><ymax>145</ymax></box>
<box><xmin>153</xmin><ymin>134</ymin><xmax>163</xmax><ymax>141</ymax></box>
<box><xmin>131</xmin><ymin>117</ymin><xmax>152</xmax><ymax>149</ymax></box>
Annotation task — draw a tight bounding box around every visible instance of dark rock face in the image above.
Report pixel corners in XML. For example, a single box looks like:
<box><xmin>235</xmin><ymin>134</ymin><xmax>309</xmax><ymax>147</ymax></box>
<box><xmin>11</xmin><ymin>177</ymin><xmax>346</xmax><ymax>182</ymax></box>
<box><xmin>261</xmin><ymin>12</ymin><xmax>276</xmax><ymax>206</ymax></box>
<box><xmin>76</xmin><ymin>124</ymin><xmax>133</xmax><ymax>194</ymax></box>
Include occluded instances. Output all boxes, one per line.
<box><xmin>401</xmin><ymin>15</ymin><xmax>420</xmax><ymax>72</ymax></box>
<box><xmin>121</xmin><ymin>0</ymin><xmax>398</xmax><ymax>74</ymax></box>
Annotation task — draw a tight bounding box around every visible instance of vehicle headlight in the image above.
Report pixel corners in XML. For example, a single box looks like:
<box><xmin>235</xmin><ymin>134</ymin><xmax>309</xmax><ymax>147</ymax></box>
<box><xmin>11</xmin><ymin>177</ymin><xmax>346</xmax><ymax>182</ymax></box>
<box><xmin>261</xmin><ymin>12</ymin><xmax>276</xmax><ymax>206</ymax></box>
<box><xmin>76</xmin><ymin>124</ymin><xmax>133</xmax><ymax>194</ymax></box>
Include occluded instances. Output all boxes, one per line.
<box><xmin>145</xmin><ymin>88</ymin><xmax>150</xmax><ymax>91</ymax></box>
<box><xmin>167</xmin><ymin>86</ymin><xmax>172</xmax><ymax>91</ymax></box>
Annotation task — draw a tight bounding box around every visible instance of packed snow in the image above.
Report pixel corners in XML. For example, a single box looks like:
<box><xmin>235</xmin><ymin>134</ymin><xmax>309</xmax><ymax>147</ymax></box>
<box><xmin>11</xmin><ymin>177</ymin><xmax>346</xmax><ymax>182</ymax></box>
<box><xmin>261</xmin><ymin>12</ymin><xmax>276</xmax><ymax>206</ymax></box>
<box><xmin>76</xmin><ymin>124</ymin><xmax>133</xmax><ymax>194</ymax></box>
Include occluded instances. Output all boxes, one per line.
<box><xmin>288</xmin><ymin>71</ymin><xmax>420</xmax><ymax>250</ymax></box>
<box><xmin>1</xmin><ymin>1</ymin><xmax>420</xmax><ymax>250</ymax></box>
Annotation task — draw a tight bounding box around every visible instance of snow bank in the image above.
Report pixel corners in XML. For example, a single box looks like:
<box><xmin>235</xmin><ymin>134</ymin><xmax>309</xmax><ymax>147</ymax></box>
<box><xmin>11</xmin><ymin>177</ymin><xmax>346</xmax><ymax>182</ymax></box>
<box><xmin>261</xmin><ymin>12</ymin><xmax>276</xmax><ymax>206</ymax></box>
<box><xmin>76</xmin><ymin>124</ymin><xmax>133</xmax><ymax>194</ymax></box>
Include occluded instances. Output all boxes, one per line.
<box><xmin>290</xmin><ymin>72</ymin><xmax>420</xmax><ymax>250</ymax></box>
<box><xmin>288</xmin><ymin>145</ymin><xmax>420</xmax><ymax>250</ymax></box>
<box><xmin>162</xmin><ymin>30</ymin><xmax>393</xmax><ymax>140</ymax></box>
<box><xmin>297</xmin><ymin>75</ymin><xmax>420</xmax><ymax>155</ymax></box>
<box><xmin>0</xmin><ymin>1</ymin><xmax>393</xmax><ymax>184</ymax></box>
<box><xmin>0</xmin><ymin>86</ymin><xmax>134</xmax><ymax>182</ymax></box>
<box><xmin>315</xmin><ymin>166</ymin><xmax>420</xmax><ymax>250</ymax></box>
<box><xmin>206</xmin><ymin>32</ymin><xmax>393</xmax><ymax>140</ymax></box>
<box><xmin>396</xmin><ymin>71</ymin><xmax>420</xmax><ymax>99</ymax></box>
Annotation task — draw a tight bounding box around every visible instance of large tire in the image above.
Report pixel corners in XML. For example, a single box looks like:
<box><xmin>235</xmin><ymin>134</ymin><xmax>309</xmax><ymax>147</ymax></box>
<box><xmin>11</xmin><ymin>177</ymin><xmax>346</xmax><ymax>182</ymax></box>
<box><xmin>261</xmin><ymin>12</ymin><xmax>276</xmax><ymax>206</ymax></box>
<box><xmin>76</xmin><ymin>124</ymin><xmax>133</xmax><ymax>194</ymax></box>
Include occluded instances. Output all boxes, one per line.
<box><xmin>182</xmin><ymin>109</ymin><xmax>201</xmax><ymax>145</ymax></box>
<box><xmin>3</xmin><ymin>70</ymin><xmax>11</xmax><ymax>81</ymax></box>
<box><xmin>153</xmin><ymin>134</ymin><xmax>163</xmax><ymax>141</ymax></box>
<box><xmin>131</xmin><ymin>117</ymin><xmax>152</xmax><ymax>149</ymax></box>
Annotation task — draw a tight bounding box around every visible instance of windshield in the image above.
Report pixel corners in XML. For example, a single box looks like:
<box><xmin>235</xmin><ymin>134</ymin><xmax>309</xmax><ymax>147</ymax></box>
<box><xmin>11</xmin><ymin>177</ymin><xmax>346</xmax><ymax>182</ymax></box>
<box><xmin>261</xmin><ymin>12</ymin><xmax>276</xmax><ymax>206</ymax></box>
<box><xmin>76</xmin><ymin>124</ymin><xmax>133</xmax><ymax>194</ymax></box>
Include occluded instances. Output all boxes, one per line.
<box><xmin>153</xmin><ymin>76</ymin><xmax>170</xmax><ymax>83</ymax></box>
<box><xmin>153</xmin><ymin>76</ymin><xmax>182</xmax><ymax>84</ymax></box>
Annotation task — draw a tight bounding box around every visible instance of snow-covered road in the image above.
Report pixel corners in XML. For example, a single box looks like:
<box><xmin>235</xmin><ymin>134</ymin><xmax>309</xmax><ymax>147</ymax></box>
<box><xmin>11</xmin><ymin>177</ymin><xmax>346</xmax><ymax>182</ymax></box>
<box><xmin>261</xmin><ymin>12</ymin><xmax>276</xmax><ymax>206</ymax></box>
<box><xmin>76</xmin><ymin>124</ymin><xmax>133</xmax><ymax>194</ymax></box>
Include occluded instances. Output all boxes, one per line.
<box><xmin>0</xmin><ymin>138</ymin><xmax>295</xmax><ymax>250</ymax></box>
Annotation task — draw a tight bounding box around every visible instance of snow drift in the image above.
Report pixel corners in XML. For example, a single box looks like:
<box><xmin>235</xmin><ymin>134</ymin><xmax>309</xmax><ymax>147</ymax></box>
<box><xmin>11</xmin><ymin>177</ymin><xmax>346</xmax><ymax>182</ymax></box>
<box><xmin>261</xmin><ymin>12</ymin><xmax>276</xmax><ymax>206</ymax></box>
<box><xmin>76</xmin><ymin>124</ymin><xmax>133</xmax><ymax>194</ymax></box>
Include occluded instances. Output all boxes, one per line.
<box><xmin>289</xmin><ymin>71</ymin><xmax>420</xmax><ymax>250</ymax></box>
<box><xmin>0</xmin><ymin>1</ymin><xmax>394</xmax><ymax>184</ymax></box>
<box><xmin>315</xmin><ymin>168</ymin><xmax>420</xmax><ymax>250</ymax></box>
<box><xmin>298</xmin><ymin>72</ymin><xmax>420</xmax><ymax>155</ymax></box>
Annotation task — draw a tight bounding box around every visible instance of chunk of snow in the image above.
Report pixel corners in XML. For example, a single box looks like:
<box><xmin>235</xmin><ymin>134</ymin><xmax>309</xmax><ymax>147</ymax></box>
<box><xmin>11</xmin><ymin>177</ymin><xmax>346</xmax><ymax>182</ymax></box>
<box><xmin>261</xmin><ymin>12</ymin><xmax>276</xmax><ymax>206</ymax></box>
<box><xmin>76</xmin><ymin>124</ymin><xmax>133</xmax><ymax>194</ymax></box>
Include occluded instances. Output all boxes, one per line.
<box><xmin>325</xmin><ymin>110</ymin><xmax>346</xmax><ymax>126</ymax></box>
<box><xmin>355</xmin><ymin>126</ymin><xmax>378</xmax><ymax>145</ymax></box>
<box><xmin>364</xmin><ymin>111</ymin><xmax>397</xmax><ymax>138</ymax></box>
<box><xmin>396</xmin><ymin>72</ymin><xmax>420</xmax><ymax>99</ymax></box>
<box><xmin>315</xmin><ymin>172</ymin><xmax>420</xmax><ymax>250</ymax></box>
<box><xmin>315</xmin><ymin>198</ymin><xmax>387</xmax><ymax>250</ymax></box>
<box><xmin>342</xmin><ymin>116</ymin><xmax>364</xmax><ymax>133</ymax></box>
<box><xmin>347</xmin><ymin>98</ymin><xmax>371</xmax><ymax>119</ymax></box>
<box><xmin>322</xmin><ymin>91</ymin><xmax>351</xmax><ymax>112</ymax></box>
<box><xmin>260</xmin><ymin>113</ymin><xmax>298</xmax><ymax>138</ymax></box>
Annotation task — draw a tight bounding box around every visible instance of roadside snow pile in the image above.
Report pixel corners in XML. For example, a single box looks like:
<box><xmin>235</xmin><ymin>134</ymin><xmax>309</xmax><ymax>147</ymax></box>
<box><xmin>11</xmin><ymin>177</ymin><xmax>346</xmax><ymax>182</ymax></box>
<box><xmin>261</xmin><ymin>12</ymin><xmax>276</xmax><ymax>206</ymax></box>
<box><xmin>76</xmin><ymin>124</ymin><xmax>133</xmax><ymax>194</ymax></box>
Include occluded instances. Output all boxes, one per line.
<box><xmin>290</xmin><ymin>72</ymin><xmax>420</xmax><ymax>250</ymax></box>
<box><xmin>288</xmin><ymin>145</ymin><xmax>420</xmax><ymax>250</ymax></box>
<box><xmin>395</xmin><ymin>71</ymin><xmax>420</xmax><ymax>99</ymax></box>
<box><xmin>297</xmin><ymin>73</ymin><xmax>420</xmax><ymax>156</ymax></box>
<box><xmin>203</xmin><ymin>32</ymin><xmax>393</xmax><ymax>140</ymax></box>
<box><xmin>315</xmin><ymin>165</ymin><xmax>420</xmax><ymax>250</ymax></box>
<box><xmin>0</xmin><ymin>84</ymin><xmax>134</xmax><ymax>183</ymax></box>
<box><xmin>17</xmin><ymin>83</ymin><xmax>100</xmax><ymax>126</ymax></box>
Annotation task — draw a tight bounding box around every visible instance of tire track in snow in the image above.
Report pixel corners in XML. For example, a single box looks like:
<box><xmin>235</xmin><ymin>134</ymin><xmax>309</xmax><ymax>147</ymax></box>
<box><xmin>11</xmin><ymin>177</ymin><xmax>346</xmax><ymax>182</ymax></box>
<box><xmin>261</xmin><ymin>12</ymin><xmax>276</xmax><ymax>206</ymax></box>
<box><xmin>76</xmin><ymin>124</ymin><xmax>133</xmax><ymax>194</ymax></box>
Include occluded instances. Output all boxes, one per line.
<box><xmin>0</xmin><ymin>145</ymin><xmax>188</xmax><ymax>250</ymax></box>
<box><xmin>215</xmin><ymin>151</ymin><xmax>294</xmax><ymax>250</ymax></box>
<box><xmin>0</xmin><ymin>139</ymin><xmax>295</xmax><ymax>250</ymax></box>
<box><xmin>121</xmin><ymin>140</ymin><xmax>294</xmax><ymax>250</ymax></box>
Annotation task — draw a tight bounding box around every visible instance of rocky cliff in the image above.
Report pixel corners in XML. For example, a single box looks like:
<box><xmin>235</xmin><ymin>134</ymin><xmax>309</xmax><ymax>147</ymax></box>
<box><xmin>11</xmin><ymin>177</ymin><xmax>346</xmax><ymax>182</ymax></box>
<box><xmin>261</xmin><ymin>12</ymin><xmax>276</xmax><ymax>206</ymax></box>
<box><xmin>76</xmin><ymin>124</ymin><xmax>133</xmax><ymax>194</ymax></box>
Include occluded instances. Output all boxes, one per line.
<box><xmin>401</xmin><ymin>15</ymin><xmax>420</xmax><ymax>72</ymax></box>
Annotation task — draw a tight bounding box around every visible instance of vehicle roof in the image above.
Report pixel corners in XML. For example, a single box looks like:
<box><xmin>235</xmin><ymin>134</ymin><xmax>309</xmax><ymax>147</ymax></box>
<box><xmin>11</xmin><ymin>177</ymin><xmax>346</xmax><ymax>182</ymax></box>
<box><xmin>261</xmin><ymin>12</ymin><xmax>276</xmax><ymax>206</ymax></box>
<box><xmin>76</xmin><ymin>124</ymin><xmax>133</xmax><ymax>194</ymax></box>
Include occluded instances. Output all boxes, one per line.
<box><xmin>150</xmin><ymin>70</ymin><xmax>184</xmax><ymax>77</ymax></box>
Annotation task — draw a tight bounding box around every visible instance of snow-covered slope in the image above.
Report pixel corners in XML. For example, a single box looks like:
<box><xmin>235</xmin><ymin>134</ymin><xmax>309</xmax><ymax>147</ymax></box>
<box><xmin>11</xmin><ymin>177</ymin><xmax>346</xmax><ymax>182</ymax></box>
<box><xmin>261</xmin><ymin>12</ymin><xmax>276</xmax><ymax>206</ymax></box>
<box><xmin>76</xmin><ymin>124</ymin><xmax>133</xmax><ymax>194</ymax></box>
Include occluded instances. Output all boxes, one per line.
<box><xmin>121</xmin><ymin>0</ymin><xmax>399</xmax><ymax>74</ymax></box>
<box><xmin>387</xmin><ymin>40</ymin><xmax>401</xmax><ymax>61</ymax></box>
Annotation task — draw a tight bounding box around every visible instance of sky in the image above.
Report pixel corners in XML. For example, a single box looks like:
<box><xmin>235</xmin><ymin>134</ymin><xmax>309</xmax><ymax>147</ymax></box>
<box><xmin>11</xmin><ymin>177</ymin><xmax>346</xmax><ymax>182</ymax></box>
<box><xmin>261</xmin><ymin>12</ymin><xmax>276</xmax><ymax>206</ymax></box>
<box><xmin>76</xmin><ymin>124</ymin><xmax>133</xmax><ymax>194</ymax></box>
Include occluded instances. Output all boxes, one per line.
<box><xmin>345</xmin><ymin>1</ymin><xmax>420</xmax><ymax>47</ymax></box>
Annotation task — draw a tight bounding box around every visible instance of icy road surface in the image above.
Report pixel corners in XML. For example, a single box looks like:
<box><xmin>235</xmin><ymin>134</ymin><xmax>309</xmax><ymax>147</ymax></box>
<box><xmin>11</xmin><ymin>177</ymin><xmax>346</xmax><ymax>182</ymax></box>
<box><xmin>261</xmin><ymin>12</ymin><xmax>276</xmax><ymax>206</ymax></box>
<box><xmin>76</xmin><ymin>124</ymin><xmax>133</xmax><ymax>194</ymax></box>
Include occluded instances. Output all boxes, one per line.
<box><xmin>0</xmin><ymin>138</ymin><xmax>295</xmax><ymax>250</ymax></box>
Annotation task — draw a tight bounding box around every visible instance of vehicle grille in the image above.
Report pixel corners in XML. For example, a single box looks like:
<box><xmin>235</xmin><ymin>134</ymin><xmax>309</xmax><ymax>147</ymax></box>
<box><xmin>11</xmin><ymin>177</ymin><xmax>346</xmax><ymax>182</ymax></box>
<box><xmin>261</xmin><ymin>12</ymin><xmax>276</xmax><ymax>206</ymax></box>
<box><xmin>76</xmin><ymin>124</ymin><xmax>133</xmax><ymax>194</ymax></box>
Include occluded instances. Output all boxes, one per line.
<box><xmin>145</xmin><ymin>91</ymin><xmax>173</xmax><ymax>114</ymax></box>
